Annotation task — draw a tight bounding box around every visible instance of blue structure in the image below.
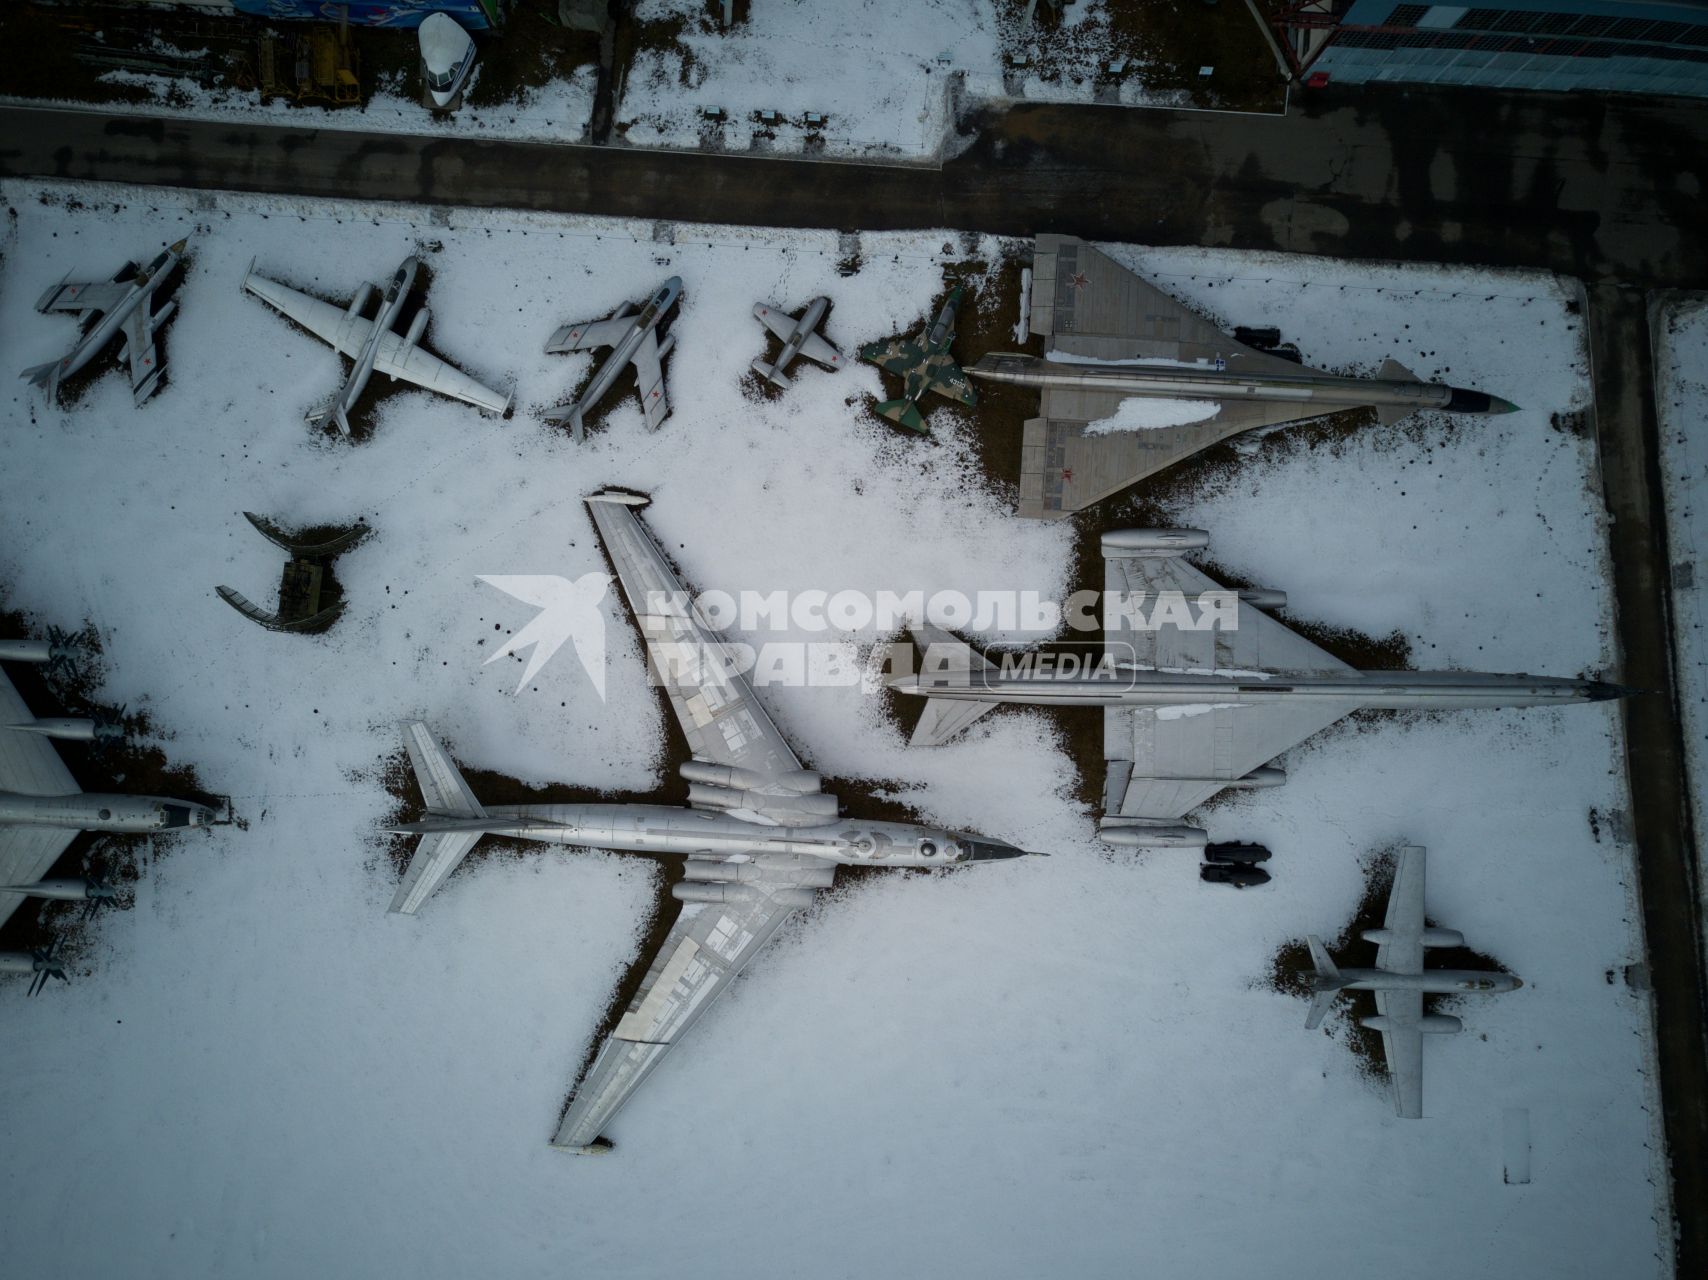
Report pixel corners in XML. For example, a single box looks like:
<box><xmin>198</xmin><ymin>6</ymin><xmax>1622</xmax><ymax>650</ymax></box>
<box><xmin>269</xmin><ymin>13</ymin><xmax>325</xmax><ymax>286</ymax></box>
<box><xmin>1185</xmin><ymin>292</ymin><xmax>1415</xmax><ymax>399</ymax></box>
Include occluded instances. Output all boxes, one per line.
<box><xmin>1307</xmin><ymin>0</ymin><xmax>1708</xmax><ymax>98</ymax></box>
<box><xmin>231</xmin><ymin>1</ymin><xmax>500</xmax><ymax>30</ymax></box>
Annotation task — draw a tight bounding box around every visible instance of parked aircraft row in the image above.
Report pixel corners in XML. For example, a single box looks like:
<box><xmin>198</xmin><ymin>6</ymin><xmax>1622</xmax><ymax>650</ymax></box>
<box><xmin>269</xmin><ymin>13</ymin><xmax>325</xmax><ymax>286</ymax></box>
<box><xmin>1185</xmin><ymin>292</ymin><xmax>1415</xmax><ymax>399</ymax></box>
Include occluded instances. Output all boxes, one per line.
<box><xmin>17</xmin><ymin>235</ymin><xmax>1520</xmax><ymax>521</ymax></box>
<box><xmin>5</xmin><ymin>229</ymin><xmax>1592</xmax><ymax>1143</ymax></box>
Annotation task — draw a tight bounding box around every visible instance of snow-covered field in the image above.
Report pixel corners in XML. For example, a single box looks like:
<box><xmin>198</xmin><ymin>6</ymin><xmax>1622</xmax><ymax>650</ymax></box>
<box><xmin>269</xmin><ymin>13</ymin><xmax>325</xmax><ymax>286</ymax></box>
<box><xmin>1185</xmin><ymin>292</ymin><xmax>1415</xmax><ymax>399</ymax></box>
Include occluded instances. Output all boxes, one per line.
<box><xmin>1654</xmin><ymin>293</ymin><xmax>1708</xmax><ymax>939</ymax></box>
<box><xmin>0</xmin><ymin>181</ymin><xmax>1665</xmax><ymax>1278</ymax></box>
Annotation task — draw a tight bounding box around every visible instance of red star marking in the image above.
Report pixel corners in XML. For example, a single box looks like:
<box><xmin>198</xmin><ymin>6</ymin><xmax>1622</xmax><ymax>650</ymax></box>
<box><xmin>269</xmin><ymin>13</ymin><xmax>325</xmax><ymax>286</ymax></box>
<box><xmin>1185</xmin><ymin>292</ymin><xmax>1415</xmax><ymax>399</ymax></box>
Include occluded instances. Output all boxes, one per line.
<box><xmin>1061</xmin><ymin>468</ymin><xmax>1074</xmax><ymax>482</ymax></box>
<box><xmin>1069</xmin><ymin>272</ymin><xmax>1090</xmax><ymax>291</ymax></box>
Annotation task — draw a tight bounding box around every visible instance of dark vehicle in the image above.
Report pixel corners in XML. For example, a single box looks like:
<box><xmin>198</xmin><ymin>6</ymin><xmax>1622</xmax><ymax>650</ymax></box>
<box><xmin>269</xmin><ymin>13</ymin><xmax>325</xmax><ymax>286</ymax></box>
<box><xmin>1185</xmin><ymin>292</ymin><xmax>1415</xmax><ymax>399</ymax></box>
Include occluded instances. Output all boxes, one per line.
<box><xmin>1201</xmin><ymin>863</ymin><xmax>1271</xmax><ymax>889</ymax></box>
<box><xmin>1205</xmin><ymin>842</ymin><xmax>1272</xmax><ymax>864</ymax></box>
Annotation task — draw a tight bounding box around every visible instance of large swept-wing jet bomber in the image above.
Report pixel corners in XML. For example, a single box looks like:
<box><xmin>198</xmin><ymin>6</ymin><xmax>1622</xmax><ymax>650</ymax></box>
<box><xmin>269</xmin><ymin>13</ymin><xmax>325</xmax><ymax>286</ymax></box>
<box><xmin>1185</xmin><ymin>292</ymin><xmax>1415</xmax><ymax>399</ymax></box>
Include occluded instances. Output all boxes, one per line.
<box><xmin>544</xmin><ymin>277</ymin><xmax>682</xmax><ymax>442</ymax></box>
<box><xmin>0</xmin><ymin>636</ymin><xmax>223</xmax><ymax>945</ymax></box>
<box><xmin>857</xmin><ymin>283</ymin><xmax>978</xmax><ymax>433</ymax></box>
<box><xmin>19</xmin><ymin>237</ymin><xmax>188</xmax><ymax>406</ymax></box>
<box><xmin>243</xmin><ymin>254</ymin><xmax>512</xmax><ymax>434</ymax></box>
<box><xmin>751</xmin><ymin>297</ymin><xmax>845</xmax><ymax>388</ymax></box>
<box><xmin>895</xmin><ymin>529</ymin><xmax>1623</xmax><ymax>847</ymax></box>
<box><xmin>385</xmin><ymin>490</ymin><xmax>1038</xmax><ymax>1152</ymax></box>
<box><xmin>1305</xmin><ymin>845</ymin><xmax>1522</xmax><ymax>1118</ymax></box>
<box><xmin>981</xmin><ymin>235</ymin><xmax>1519</xmax><ymax>520</ymax></box>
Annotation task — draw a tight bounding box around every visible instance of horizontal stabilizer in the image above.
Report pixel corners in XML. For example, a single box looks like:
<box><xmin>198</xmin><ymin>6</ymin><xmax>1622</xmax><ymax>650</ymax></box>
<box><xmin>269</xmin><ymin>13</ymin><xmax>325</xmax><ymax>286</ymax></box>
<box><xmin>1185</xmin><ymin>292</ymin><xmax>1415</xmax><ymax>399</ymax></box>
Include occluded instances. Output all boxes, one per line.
<box><xmin>1304</xmin><ymin>934</ymin><xmax>1344</xmax><ymax>1030</ymax></box>
<box><xmin>875</xmin><ymin>397</ymin><xmax>928</xmax><ymax>434</ymax></box>
<box><xmin>752</xmin><ymin>358</ymin><xmax>789</xmax><ymax>389</ymax></box>
<box><xmin>909</xmin><ymin>696</ymin><xmax>1000</xmax><ymax>747</ymax></box>
<box><xmin>19</xmin><ymin>362</ymin><xmax>59</xmax><ymax>395</ymax></box>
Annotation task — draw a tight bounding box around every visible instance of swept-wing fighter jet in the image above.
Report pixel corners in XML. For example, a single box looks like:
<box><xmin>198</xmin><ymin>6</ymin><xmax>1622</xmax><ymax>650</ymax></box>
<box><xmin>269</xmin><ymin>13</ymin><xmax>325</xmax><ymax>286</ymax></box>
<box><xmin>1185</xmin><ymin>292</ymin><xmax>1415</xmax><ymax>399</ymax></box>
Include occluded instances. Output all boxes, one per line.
<box><xmin>1305</xmin><ymin>845</ymin><xmax>1522</xmax><ymax>1118</ymax></box>
<box><xmin>894</xmin><ymin>529</ymin><xmax>1624</xmax><ymax>847</ymax></box>
<box><xmin>386</xmin><ymin>491</ymin><xmax>1038</xmax><ymax>1153</ymax></box>
<box><xmin>19</xmin><ymin>238</ymin><xmax>188</xmax><ymax>406</ymax></box>
<box><xmin>545</xmin><ymin>277</ymin><xmax>682</xmax><ymax>442</ymax></box>
<box><xmin>983</xmin><ymin>235</ymin><xmax>1519</xmax><ymax>519</ymax></box>
<box><xmin>751</xmin><ymin>297</ymin><xmax>845</xmax><ymax>388</ymax></box>
<box><xmin>0</xmin><ymin>637</ymin><xmax>223</xmax><ymax>938</ymax></box>
<box><xmin>858</xmin><ymin>284</ymin><xmax>977</xmax><ymax>433</ymax></box>
<box><xmin>244</xmin><ymin>254</ymin><xmax>511</xmax><ymax>434</ymax></box>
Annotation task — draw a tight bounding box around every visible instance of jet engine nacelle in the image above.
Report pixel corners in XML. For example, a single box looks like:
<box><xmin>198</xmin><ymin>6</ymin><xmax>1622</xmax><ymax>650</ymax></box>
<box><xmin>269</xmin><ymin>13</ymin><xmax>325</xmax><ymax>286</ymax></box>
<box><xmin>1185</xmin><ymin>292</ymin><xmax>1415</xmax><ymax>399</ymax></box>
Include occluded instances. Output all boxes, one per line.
<box><xmin>673</xmin><ymin>881</ymin><xmax>816</xmax><ymax>909</ymax></box>
<box><xmin>1363</xmin><ymin>1013</ymin><xmax>1463</xmax><ymax>1034</ymax></box>
<box><xmin>1225</xmin><ymin>766</ymin><xmax>1286</xmax><ymax>789</ymax></box>
<box><xmin>7</xmin><ymin>717</ymin><xmax>121</xmax><ymax>742</ymax></box>
<box><xmin>1363</xmin><ymin>926</ymin><xmax>1465</xmax><ymax>948</ymax></box>
<box><xmin>1237</xmin><ymin>589</ymin><xmax>1288</xmax><ymax>609</ymax></box>
<box><xmin>1100</xmin><ymin>529</ymin><xmax>1210</xmax><ymax>559</ymax></box>
<box><xmin>1099</xmin><ymin>820</ymin><xmax>1208</xmax><ymax>849</ymax></box>
<box><xmin>682</xmin><ymin>859</ymin><xmax>836</xmax><ymax>889</ymax></box>
<box><xmin>657</xmin><ymin>332</ymin><xmax>677</xmax><ymax>362</ymax></box>
<box><xmin>346</xmin><ymin>282</ymin><xmax>376</xmax><ymax>321</ymax></box>
<box><xmin>403</xmin><ymin>306</ymin><xmax>430</xmax><ymax>350</ymax></box>
<box><xmin>679</xmin><ymin>760</ymin><xmax>821</xmax><ymax>794</ymax></box>
<box><xmin>686</xmin><ymin>783</ymin><xmax>839</xmax><ymax>822</ymax></box>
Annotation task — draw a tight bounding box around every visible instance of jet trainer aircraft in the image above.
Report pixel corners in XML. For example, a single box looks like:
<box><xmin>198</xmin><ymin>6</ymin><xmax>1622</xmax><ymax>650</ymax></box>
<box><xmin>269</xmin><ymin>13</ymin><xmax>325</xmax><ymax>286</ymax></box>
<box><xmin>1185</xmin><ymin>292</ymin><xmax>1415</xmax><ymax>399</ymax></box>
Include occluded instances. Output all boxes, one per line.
<box><xmin>244</xmin><ymin>254</ymin><xmax>512</xmax><ymax>434</ymax></box>
<box><xmin>19</xmin><ymin>237</ymin><xmax>188</xmax><ymax>406</ymax></box>
<box><xmin>1305</xmin><ymin>845</ymin><xmax>1522</xmax><ymax>1118</ymax></box>
<box><xmin>545</xmin><ymin>277</ymin><xmax>682</xmax><ymax>442</ymax></box>
<box><xmin>751</xmin><ymin>297</ymin><xmax>845</xmax><ymax>388</ymax></box>
<box><xmin>858</xmin><ymin>284</ymin><xmax>978</xmax><ymax>433</ymax></box>
<box><xmin>385</xmin><ymin>491</ymin><xmax>1038</xmax><ymax>1152</ymax></box>
<box><xmin>982</xmin><ymin>235</ymin><xmax>1520</xmax><ymax>519</ymax></box>
<box><xmin>895</xmin><ymin>529</ymin><xmax>1624</xmax><ymax>847</ymax></box>
<box><xmin>0</xmin><ymin>636</ymin><xmax>223</xmax><ymax>950</ymax></box>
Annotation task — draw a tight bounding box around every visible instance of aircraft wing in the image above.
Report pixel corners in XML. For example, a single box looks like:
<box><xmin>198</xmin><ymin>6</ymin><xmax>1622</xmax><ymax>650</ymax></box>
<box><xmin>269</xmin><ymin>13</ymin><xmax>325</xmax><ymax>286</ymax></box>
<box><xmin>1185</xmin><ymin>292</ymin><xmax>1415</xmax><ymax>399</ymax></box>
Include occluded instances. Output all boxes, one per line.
<box><xmin>244</xmin><ymin>271</ymin><xmax>368</xmax><ymax>356</ymax></box>
<box><xmin>754</xmin><ymin>303</ymin><xmax>798</xmax><ymax>342</ymax></box>
<box><xmin>120</xmin><ymin>300</ymin><xmax>165</xmax><ymax>399</ymax></box>
<box><xmin>553</xmin><ymin>864</ymin><xmax>813</xmax><ymax>1150</ymax></box>
<box><xmin>1374</xmin><ymin>987</ymin><xmax>1426</xmax><ymax>1118</ymax></box>
<box><xmin>545</xmin><ymin>315</ymin><xmax>635</xmax><ymax>354</ymax></box>
<box><xmin>630</xmin><ymin>329</ymin><xmax>670</xmax><ymax>431</ymax></box>
<box><xmin>38</xmin><ymin>280</ymin><xmax>130</xmax><ymax>315</ymax></box>
<box><xmin>585</xmin><ymin>495</ymin><xmax>803</xmax><ymax>791</ymax></box>
<box><xmin>1378</xmin><ymin>845</ymin><xmax>1428</xmax><ymax>973</ymax></box>
<box><xmin>859</xmin><ymin>335</ymin><xmax>922</xmax><ymax>376</ymax></box>
<box><xmin>372</xmin><ymin>330</ymin><xmax>512</xmax><ymax>416</ymax></box>
<box><xmin>0</xmin><ymin>667</ymin><xmax>82</xmax><ymax>930</ymax></box>
<box><xmin>798</xmin><ymin>330</ymin><xmax>845</xmax><ymax>369</ymax></box>
<box><xmin>923</xmin><ymin>351</ymin><xmax>977</xmax><ymax>408</ymax></box>
<box><xmin>1101</xmin><ymin>543</ymin><xmax>1359</xmax><ymax>820</ymax></box>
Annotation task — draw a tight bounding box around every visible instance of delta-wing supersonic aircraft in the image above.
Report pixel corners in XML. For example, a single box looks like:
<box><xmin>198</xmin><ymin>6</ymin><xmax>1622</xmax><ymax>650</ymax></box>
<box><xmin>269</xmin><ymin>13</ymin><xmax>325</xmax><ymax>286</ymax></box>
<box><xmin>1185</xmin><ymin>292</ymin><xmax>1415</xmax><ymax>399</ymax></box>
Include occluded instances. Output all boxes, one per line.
<box><xmin>981</xmin><ymin>235</ymin><xmax>1519</xmax><ymax>519</ymax></box>
<box><xmin>385</xmin><ymin>491</ymin><xmax>1038</xmax><ymax>1153</ymax></box>
<box><xmin>244</xmin><ymin>254</ymin><xmax>512</xmax><ymax>434</ymax></box>
<box><xmin>19</xmin><ymin>238</ymin><xmax>188</xmax><ymax>405</ymax></box>
<box><xmin>894</xmin><ymin>529</ymin><xmax>1624</xmax><ymax>847</ymax></box>
<box><xmin>544</xmin><ymin>277</ymin><xmax>682</xmax><ymax>442</ymax></box>
<box><xmin>1305</xmin><ymin>845</ymin><xmax>1522</xmax><ymax>1118</ymax></box>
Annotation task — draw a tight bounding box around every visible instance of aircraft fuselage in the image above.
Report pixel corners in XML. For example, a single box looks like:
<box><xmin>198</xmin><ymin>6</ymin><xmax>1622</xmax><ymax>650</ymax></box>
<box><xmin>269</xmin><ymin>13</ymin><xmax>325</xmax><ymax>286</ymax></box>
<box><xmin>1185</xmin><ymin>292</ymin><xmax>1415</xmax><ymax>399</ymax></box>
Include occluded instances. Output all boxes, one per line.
<box><xmin>0</xmin><ymin>791</ymin><xmax>221</xmax><ymax>832</ymax></box>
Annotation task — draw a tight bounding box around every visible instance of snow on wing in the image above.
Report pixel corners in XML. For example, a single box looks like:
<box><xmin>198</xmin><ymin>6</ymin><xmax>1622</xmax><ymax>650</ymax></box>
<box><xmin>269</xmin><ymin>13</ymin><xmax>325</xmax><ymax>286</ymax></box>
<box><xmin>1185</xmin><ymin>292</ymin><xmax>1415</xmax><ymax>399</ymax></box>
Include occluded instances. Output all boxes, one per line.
<box><xmin>585</xmin><ymin>497</ymin><xmax>800</xmax><ymax>785</ymax></box>
<box><xmin>243</xmin><ymin>273</ymin><xmax>366</xmax><ymax>355</ymax></box>
<box><xmin>1375</xmin><ymin>987</ymin><xmax>1427</xmax><ymax>1119</ymax></box>
<box><xmin>544</xmin><ymin>314</ymin><xmax>634</xmax><ymax>354</ymax></box>
<box><xmin>373</xmin><ymin>328</ymin><xmax>511</xmax><ymax>415</ymax></box>
<box><xmin>553</xmin><ymin>882</ymin><xmax>807</xmax><ymax>1150</ymax></box>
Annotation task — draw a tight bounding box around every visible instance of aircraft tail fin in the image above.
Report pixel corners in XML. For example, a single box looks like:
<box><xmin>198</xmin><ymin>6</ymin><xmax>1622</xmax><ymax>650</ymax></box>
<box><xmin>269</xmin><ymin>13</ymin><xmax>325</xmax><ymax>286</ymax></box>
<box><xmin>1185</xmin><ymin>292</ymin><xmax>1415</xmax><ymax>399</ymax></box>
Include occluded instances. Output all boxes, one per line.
<box><xmin>752</xmin><ymin>358</ymin><xmax>790</xmax><ymax>390</ymax></box>
<box><xmin>875</xmin><ymin>397</ymin><xmax>929</xmax><ymax>434</ymax></box>
<box><xmin>1304</xmin><ymin>934</ymin><xmax>1346</xmax><ymax>1029</ymax></box>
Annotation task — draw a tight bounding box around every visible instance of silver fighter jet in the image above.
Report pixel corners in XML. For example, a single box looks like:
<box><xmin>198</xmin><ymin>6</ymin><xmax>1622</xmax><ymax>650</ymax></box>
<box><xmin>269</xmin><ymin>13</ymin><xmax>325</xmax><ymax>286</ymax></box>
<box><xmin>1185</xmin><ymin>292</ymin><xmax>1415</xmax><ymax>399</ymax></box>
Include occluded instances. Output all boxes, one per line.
<box><xmin>986</xmin><ymin>235</ymin><xmax>1518</xmax><ymax>519</ymax></box>
<box><xmin>244</xmin><ymin>254</ymin><xmax>512</xmax><ymax>434</ymax></box>
<box><xmin>545</xmin><ymin>277</ymin><xmax>682</xmax><ymax>442</ymax></box>
<box><xmin>385</xmin><ymin>491</ymin><xmax>1037</xmax><ymax>1153</ymax></box>
<box><xmin>751</xmin><ymin>297</ymin><xmax>845</xmax><ymax>388</ymax></box>
<box><xmin>1305</xmin><ymin>845</ymin><xmax>1522</xmax><ymax>1118</ymax></box>
<box><xmin>895</xmin><ymin>529</ymin><xmax>1623</xmax><ymax>847</ymax></box>
<box><xmin>19</xmin><ymin>238</ymin><xmax>188</xmax><ymax>405</ymax></box>
<box><xmin>0</xmin><ymin>637</ymin><xmax>222</xmax><ymax>938</ymax></box>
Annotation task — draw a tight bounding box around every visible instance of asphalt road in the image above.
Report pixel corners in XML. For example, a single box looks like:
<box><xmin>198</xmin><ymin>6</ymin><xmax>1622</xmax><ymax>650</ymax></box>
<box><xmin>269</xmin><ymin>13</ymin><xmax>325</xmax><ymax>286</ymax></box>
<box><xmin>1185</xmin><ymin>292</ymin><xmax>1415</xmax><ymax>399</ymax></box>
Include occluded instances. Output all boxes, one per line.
<box><xmin>2</xmin><ymin>86</ymin><xmax>1704</xmax><ymax>1273</ymax></box>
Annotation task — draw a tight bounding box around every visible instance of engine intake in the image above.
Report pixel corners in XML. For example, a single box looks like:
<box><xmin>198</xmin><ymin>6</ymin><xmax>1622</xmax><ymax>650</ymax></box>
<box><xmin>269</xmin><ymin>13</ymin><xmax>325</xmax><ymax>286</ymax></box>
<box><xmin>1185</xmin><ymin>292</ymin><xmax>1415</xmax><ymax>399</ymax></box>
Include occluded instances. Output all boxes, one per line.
<box><xmin>1100</xmin><ymin>529</ymin><xmax>1209</xmax><ymax>559</ymax></box>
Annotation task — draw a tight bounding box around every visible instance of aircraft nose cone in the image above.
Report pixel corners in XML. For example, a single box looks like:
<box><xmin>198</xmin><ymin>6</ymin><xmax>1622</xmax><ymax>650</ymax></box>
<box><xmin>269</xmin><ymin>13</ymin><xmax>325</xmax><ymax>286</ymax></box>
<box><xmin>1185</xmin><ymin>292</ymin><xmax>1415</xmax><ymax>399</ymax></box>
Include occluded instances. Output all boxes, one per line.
<box><xmin>1509</xmin><ymin>977</ymin><xmax>1524</xmax><ymax>990</ymax></box>
<box><xmin>1588</xmin><ymin>680</ymin><xmax>1636</xmax><ymax>701</ymax></box>
<box><xmin>1491</xmin><ymin>396</ymin><xmax>1521</xmax><ymax>414</ymax></box>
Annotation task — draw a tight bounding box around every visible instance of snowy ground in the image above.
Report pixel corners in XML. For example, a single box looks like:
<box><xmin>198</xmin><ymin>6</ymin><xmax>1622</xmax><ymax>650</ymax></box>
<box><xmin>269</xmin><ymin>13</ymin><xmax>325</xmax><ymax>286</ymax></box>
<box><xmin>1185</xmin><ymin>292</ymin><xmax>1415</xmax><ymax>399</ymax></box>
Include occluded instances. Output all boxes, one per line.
<box><xmin>1654</xmin><ymin>293</ymin><xmax>1708</xmax><ymax>940</ymax></box>
<box><xmin>0</xmin><ymin>181</ymin><xmax>1666</xmax><ymax>1278</ymax></box>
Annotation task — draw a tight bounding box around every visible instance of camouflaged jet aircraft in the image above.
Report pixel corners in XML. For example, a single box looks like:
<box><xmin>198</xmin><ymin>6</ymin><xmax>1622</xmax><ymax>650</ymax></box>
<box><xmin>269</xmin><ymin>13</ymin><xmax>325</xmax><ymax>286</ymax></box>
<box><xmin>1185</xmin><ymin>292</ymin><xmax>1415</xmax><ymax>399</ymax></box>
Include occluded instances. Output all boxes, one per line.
<box><xmin>988</xmin><ymin>235</ymin><xmax>1519</xmax><ymax>520</ymax></box>
<box><xmin>19</xmin><ymin>238</ymin><xmax>188</xmax><ymax>406</ymax></box>
<box><xmin>244</xmin><ymin>254</ymin><xmax>512</xmax><ymax>435</ymax></box>
<box><xmin>385</xmin><ymin>491</ymin><xmax>1038</xmax><ymax>1153</ymax></box>
<box><xmin>857</xmin><ymin>284</ymin><xmax>977</xmax><ymax>433</ymax></box>
<box><xmin>1305</xmin><ymin>845</ymin><xmax>1522</xmax><ymax>1118</ymax></box>
<box><xmin>895</xmin><ymin>529</ymin><xmax>1624</xmax><ymax>849</ymax></box>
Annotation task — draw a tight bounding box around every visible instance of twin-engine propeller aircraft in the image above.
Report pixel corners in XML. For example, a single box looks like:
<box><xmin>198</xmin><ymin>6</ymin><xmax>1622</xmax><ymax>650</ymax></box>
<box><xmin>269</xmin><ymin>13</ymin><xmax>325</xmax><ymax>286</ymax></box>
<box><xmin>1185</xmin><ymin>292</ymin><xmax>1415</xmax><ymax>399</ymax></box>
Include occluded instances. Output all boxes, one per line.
<box><xmin>894</xmin><ymin>529</ymin><xmax>1625</xmax><ymax>848</ymax></box>
<box><xmin>19</xmin><ymin>238</ymin><xmax>189</xmax><ymax>406</ymax></box>
<box><xmin>385</xmin><ymin>490</ymin><xmax>1039</xmax><ymax>1152</ymax></box>
<box><xmin>0</xmin><ymin>636</ymin><xmax>224</xmax><ymax>952</ymax></box>
<box><xmin>986</xmin><ymin>235</ymin><xmax>1520</xmax><ymax>520</ymax></box>
<box><xmin>243</xmin><ymin>253</ymin><xmax>512</xmax><ymax>434</ymax></box>
<box><xmin>545</xmin><ymin>277</ymin><xmax>682</xmax><ymax>442</ymax></box>
<box><xmin>750</xmin><ymin>297</ymin><xmax>845</xmax><ymax>388</ymax></box>
<box><xmin>1305</xmin><ymin>845</ymin><xmax>1522</xmax><ymax>1118</ymax></box>
<box><xmin>858</xmin><ymin>284</ymin><xmax>977</xmax><ymax>433</ymax></box>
